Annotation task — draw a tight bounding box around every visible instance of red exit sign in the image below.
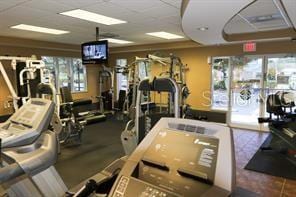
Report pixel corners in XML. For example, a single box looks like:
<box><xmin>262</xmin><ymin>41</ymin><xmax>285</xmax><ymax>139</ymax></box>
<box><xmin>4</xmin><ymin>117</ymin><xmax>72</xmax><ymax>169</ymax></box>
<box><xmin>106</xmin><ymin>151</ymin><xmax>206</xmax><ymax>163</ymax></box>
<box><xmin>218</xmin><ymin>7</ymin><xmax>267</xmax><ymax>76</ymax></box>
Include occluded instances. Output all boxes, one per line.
<box><xmin>243</xmin><ymin>42</ymin><xmax>256</xmax><ymax>52</ymax></box>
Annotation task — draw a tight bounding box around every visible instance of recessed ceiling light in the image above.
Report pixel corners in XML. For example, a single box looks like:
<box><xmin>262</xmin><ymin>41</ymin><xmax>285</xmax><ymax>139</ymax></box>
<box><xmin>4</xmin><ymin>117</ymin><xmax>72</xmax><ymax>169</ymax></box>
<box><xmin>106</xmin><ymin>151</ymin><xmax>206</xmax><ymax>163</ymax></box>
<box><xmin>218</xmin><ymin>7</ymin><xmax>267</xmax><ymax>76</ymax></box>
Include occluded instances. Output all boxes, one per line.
<box><xmin>10</xmin><ymin>24</ymin><xmax>69</xmax><ymax>35</ymax></box>
<box><xmin>146</xmin><ymin>32</ymin><xmax>184</xmax><ymax>40</ymax></box>
<box><xmin>101</xmin><ymin>38</ymin><xmax>133</xmax><ymax>44</ymax></box>
<box><xmin>60</xmin><ymin>9</ymin><xmax>127</xmax><ymax>25</ymax></box>
<box><xmin>197</xmin><ymin>27</ymin><xmax>208</xmax><ymax>31</ymax></box>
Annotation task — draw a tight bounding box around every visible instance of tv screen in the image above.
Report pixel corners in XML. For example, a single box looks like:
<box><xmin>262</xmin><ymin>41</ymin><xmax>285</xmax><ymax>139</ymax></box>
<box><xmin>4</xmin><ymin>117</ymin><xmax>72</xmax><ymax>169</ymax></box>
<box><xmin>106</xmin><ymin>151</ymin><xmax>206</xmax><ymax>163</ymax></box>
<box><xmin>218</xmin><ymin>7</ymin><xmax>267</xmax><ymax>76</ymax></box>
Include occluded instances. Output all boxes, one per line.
<box><xmin>81</xmin><ymin>40</ymin><xmax>108</xmax><ymax>64</ymax></box>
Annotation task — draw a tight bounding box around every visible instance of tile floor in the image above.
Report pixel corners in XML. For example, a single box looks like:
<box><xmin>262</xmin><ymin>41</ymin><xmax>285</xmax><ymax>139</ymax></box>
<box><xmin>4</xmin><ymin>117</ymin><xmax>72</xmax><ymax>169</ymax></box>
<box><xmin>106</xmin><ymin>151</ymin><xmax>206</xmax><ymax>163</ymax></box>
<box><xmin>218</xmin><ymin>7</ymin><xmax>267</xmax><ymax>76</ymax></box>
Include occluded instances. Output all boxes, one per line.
<box><xmin>233</xmin><ymin>129</ymin><xmax>296</xmax><ymax>197</ymax></box>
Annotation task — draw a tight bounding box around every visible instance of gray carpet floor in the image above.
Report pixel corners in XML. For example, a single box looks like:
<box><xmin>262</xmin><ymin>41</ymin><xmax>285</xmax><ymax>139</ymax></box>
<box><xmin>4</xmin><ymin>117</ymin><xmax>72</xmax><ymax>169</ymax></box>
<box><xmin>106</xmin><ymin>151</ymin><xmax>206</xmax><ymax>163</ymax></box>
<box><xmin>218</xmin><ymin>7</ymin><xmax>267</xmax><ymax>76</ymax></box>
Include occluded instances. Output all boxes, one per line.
<box><xmin>55</xmin><ymin>117</ymin><xmax>126</xmax><ymax>188</ymax></box>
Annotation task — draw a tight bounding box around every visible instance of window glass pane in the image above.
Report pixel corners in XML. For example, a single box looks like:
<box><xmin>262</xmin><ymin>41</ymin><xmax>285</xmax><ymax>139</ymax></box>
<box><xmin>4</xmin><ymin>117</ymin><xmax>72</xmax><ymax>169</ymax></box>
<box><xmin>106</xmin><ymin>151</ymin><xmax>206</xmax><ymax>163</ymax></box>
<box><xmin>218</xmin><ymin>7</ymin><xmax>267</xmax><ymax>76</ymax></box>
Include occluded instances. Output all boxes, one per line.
<box><xmin>266</xmin><ymin>56</ymin><xmax>296</xmax><ymax>90</ymax></box>
<box><xmin>57</xmin><ymin>57</ymin><xmax>71</xmax><ymax>90</ymax></box>
<box><xmin>138</xmin><ymin>61</ymin><xmax>150</xmax><ymax>80</ymax></box>
<box><xmin>230</xmin><ymin>56</ymin><xmax>263</xmax><ymax>125</ymax></box>
<box><xmin>265</xmin><ymin>56</ymin><xmax>296</xmax><ymax>118</ymax></box>
<box><xmin>212</xmin><ymin>57</ymin><xmax>230</xmax><ymax>110</ymax></box>
<box><xmin>72</xmin><ymin>59</ymin><xmax>87</xmax><ymax>92</ymax></box>
<box><xmin>116</xmin><ymin>59</ymin><xmax>128</xmax><ymax>98</ymax></box>
<box><xmin>42</xmin><ymin>56</ymin><xmax>87</xmax><ymax>93</ymax></box>
<box><xmin>42</xmin><ymin>56</ymin><xmax>58</xmax><ymax>89</ymax></box>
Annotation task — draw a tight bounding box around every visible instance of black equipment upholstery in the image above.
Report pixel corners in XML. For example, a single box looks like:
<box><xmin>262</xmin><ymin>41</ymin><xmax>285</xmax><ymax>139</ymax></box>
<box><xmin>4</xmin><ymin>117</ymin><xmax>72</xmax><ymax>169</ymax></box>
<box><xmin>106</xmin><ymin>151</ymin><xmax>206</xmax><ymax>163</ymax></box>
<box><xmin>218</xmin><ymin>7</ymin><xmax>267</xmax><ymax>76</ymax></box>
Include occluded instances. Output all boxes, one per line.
<box><xmin>266</xmin><ymin>94</ymin><xmax>285</xmax><ymax>118</ymax></box>
<box><xmin>114</xmin><ymin>90</ymin><xmax>126</xmax><ymax>111</ymax></box>
<box><xmin>101</xmin><ymin>90</ymin><xmax>113</xmax><ymax>111</ymax></box>
<box><xmin>138</xmin><ymin>77</ymin><xmax>176</xmax><ymax>93</ymax></box>
<box><xmin>37</xmin><ymin>84</ymin><xmax>54</xmax><ymax>95</ymax></box>
<box><xmin>60</xmin><ymin>87</ymin><xmax>92</xmax><ymax>107</ymax></box>
<box><xmin>278</xmin><ymin>92</ymin><xmax>295</xmax><ymax>109</ymax></box>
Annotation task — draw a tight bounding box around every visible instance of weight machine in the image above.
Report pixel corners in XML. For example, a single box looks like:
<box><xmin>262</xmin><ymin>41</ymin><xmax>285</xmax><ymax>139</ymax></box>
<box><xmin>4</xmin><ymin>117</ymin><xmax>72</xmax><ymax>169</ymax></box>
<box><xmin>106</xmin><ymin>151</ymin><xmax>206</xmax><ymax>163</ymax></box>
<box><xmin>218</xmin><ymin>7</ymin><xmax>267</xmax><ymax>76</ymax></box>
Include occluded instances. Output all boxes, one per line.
<box><xmin>121</xmin><ymin>77</ymin><xmax>181</xmax><ymax>155</ymax></box>
<box><xmin>37</xmin><ymin>83</ymin><xmax>83</xmax><ymax>146</ymax></box>
<box><xmin>121</xmin><ymin>54</ymin><xmax>190</xmax><ymax>119</ymax></box>
<box><xmin>148</xmin><ymin>54</ymin><xmax>190</xmax><ymax>116</ymax></box>
<box><xmin>0</xmin><ymin>56</ymin><xmax>49</xmax><ymax>112</ymax></box>
<box><xmin>0</xmin><ymin>56</ymin><xmax>82</xmax><ymax>146</ymax></box>
<box><xmin>118</xmin><ymin>57</ymin><xmax>151</xmax><ymax>119</ymax></box>
<box><xmin>98</xmin><ymin>65</ymin><xmax>114</xmax><ymax>114</ymax></box>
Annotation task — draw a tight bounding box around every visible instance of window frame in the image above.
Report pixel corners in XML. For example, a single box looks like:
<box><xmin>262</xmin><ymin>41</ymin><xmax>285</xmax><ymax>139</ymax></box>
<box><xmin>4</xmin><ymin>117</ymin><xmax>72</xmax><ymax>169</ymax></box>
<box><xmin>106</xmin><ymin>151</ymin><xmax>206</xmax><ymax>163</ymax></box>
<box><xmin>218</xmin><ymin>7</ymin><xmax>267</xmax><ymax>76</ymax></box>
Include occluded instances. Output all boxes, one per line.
<box><xmin>210</xmin><ymin>56</ymin><xmax>231</xmax><ymax>111</ymax></box>
<box><xmin>42</xmin><ymin>56</ymin><xmax>88</xmax><ymax>93</ymax></box>
<box><xmin>116</xmin><ymin>59</ymin><xmax>128</xmax><ymax>99</ymax></box>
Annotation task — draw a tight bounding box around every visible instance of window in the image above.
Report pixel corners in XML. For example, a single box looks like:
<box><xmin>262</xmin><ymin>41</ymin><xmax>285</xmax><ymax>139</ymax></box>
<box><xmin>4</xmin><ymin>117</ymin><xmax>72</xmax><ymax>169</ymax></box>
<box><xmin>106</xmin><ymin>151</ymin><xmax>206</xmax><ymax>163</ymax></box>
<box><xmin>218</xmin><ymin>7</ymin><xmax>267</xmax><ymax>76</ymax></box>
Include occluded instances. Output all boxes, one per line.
<box><xmin>138</xmin><ymin>61</ymin><xmax>151</xmax><ymax>80</ymax></box>
<box><xmin>116</xmin><ymin>59</ymin><xmax>128</xmax><ymax>98</ymax></box>
<box><xmin>42</xmin><ymin>56</ymin><xmax>87</xmax><ymax>92</ymax></box>
<box><xmin>72</xmin><ymin>58</ymin><xmax>87</xmax><ymax>92</ymax></box>
<box><xmin>211</xmin><ymin>57</ymin><xmax>230</xmax><ymax>110</ymax></box>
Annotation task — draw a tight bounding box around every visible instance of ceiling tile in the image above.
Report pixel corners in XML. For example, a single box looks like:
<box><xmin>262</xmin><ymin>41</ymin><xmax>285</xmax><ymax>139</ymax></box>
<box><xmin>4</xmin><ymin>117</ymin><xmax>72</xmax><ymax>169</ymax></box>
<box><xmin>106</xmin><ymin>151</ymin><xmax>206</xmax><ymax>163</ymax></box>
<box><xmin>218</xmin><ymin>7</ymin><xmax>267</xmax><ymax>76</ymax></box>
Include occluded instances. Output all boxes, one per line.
<box><xmin>0</xmin><ymin>0</ymin><xmax>29</xmax><ymax>11</ymax></box>
<box><xmin>109</xmin><ymin>0</ymin><xmax>165</xmax><ymax>13</ymax></box>
<box><xmin>21</xmin><ymin>0</ymin><xmax>72</xmax><ymax>13</ymax></box>
<box><xmin>0</xmin><ymin>6</ymin><xmax>52</xmax><ymax>23</ymax></box>
<box><xmin>51</xmin><ymin>0</ymin><xmax>105</xmax><ymax>9</ymax></box>
<box><xmin>160</xmin><ymin>0</ymin><xmax>182</xmax><ymax>9</ymax></box>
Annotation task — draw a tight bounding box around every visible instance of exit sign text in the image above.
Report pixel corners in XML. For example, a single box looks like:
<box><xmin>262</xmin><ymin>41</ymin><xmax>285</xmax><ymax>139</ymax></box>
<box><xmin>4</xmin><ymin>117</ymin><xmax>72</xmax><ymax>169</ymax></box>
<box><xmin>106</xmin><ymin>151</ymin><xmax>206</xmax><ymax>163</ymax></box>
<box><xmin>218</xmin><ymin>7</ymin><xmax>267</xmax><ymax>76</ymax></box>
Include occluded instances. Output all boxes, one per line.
<box><xmin>243</xmin><ymin>42</ymin><xmax>256</xmax><ymax>52</ymax></box>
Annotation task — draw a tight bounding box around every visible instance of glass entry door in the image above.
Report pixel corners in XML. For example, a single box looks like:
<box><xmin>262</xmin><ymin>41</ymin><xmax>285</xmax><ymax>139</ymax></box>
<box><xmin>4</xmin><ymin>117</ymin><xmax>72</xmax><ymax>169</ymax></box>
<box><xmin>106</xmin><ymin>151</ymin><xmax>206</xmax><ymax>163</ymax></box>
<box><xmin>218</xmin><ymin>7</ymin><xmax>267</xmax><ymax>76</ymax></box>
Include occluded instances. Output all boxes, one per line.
<box><xmin>229</xmin><ymin>56</ymin><xmax>265</xmax><ymax>130</ymax></box>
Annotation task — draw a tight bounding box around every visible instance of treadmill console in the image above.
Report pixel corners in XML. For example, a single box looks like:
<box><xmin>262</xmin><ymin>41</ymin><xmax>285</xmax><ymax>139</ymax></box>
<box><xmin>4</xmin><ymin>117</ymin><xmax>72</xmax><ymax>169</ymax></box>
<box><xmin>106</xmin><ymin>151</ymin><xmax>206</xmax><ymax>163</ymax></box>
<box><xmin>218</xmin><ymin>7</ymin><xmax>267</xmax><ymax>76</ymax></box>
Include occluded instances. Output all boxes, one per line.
<box><xmin>112</xmin><ymin>128</ymin><xmax>220</xmax><ymax>197</ymax></box>
<box><xmin>0</xmin><ymin>98</ymin><xmax>54</xmax><ymax>148</ymax></box>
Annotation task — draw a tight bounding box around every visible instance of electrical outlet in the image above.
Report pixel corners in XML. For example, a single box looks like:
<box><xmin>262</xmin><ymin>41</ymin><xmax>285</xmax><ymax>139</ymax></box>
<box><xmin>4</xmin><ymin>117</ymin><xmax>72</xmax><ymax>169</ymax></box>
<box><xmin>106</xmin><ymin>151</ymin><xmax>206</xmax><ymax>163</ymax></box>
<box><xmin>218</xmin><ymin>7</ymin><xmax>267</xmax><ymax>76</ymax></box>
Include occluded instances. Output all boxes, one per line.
<box><xmin>3</xmin><ymin>101</ymin><xmax>11</xmax><ymax>109</ymax></box>
<box><xmin>3</xmin><ymin>102</ymin><xmax>7</xmax><ymax>109</ymax></box>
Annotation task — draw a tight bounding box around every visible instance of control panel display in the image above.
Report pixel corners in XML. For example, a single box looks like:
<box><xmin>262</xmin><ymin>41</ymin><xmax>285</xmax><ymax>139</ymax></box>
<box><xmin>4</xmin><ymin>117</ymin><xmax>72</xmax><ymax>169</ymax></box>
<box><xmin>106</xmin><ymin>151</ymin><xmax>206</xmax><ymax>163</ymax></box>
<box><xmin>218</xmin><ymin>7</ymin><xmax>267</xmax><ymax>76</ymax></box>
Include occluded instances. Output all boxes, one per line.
<box><xmin>168</xmin><ymin>122</ymin><xmax>217</xmax><ymax>135</ymax></box>
<box><xmin>133</xmin><ymin>129</ymin><xmax>219</xmax><ymax>196</ymax></box>
<box><xmin>0</xmin><ymin>99</ymin><xmax>54</xmax><ymax>147</ymax></box>
<box><xmin>23</xmin><ymin>111</ymin><xmax>35</xmax><ymax>119</ymax></box>
<box><xmin>113</xmin><ymin>176</ymin><xmax>179</xmax><ymax>197</ymax></box>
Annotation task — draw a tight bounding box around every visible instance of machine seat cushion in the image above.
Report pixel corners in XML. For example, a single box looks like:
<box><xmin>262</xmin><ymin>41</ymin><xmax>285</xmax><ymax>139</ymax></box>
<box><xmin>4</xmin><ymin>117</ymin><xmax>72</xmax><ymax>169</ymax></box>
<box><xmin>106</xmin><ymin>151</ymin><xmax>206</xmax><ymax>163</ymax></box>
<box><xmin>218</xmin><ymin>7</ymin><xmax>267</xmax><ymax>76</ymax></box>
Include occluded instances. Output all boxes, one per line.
<box><xmin>141</xmin><ymin>102</ymin><xmax>156</xmax><ymax>112</ymax></box>
<box><xmin>73</xmin><ymin>99</ymin><xmax>92</xmax><ymax>107</ymax></box>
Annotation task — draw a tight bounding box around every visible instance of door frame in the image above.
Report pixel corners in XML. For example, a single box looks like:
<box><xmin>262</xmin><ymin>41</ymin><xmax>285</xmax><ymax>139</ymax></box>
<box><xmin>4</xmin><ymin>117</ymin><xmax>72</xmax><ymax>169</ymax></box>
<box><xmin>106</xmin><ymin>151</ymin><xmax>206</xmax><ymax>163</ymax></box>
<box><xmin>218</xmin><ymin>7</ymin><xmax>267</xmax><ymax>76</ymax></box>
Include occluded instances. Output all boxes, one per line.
<box><xmin>227</xmin><ymin>55</ymin><xmax>266</xmax><ymax>131</ymax></box>
<box><xmin>227</xmin><ymin>53</ymin><xmax>296</xmax><ymax>131</ymax></box>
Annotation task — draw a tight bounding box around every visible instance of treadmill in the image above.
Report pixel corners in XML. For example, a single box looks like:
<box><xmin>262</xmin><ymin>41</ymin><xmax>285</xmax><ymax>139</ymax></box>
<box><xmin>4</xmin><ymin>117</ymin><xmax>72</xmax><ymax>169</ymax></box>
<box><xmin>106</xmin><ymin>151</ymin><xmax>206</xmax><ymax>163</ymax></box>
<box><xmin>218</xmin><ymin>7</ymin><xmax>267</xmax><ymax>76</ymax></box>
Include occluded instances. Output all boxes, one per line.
<box><xmin>0</xmin><ymin>98</ymin><xmax>67</xmax><ymax>197</ymax></box>
<box><xmin>74</xmin><ymin>118</ymin><xmax>236</xmax><ymax>196</ymax></box>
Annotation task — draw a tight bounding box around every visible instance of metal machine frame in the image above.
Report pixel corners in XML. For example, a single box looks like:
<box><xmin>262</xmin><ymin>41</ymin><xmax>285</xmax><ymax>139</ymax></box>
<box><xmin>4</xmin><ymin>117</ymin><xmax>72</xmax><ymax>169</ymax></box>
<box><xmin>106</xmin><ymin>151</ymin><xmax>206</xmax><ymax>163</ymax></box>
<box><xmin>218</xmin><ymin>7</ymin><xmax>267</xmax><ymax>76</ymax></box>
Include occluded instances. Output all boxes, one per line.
<box><xmin>122</xmin><ymin>77</ymin><xmax>181</xmax><ymax>155</ymax></box>
<box><xmin>0</xmin><ymin>98</ymin><xmax>67</xmax><ymax>196</ymax></box>
<box><xmin>98</xmin><ymin>65</ymin><xmax>115</xmax><ymax>114</ymax></box>
<box><xmin>0</xmin><ymin>56</ymin><xmax>47</xmax><ymax>111</ymax></box>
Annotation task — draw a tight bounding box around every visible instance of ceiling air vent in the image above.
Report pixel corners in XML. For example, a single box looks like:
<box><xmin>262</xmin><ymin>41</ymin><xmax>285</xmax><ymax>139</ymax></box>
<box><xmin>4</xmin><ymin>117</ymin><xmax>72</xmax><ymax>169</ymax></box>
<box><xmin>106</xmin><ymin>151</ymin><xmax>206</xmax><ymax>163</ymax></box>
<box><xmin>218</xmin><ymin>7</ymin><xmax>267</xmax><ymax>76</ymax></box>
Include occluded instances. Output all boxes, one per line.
<box><xmin>99</xmin><ymin>33</ymin><xmax>120</xmax><ymax>39</ymax></box>
<box><xmin>246</xmin><ymin>12</ymin><xmax>288</xmax><ymax>30</ymax></box>
<box><xmin>246</xmin><ymin>13</ymin><xmax>282</xmax><ymax>23</ymax></box>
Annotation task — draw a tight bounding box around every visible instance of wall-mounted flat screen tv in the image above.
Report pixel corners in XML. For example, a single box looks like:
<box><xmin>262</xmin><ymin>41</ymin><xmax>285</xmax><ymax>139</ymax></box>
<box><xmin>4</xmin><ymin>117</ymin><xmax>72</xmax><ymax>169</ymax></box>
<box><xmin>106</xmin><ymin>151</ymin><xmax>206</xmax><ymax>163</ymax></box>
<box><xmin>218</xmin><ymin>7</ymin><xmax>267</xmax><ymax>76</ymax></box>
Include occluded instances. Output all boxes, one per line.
<box><xmin>81</xmin><ymin>40</ymin><xmax>108</xmax><ymax>64</ymax></box>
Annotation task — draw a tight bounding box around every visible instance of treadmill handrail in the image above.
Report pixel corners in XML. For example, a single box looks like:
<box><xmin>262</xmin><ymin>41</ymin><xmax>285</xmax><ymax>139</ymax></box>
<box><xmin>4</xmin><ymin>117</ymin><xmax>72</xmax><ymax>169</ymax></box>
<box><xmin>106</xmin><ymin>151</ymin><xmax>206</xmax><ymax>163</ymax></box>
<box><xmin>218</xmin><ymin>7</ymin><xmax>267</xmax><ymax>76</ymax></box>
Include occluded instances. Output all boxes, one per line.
<box><xmin>0</xmin><ymin>163</ymin><xmax>24</xmax><ymax>184</ymax></box>
<box><xmin>2</xmin><ymin>131</ymin><xmax>58</xmax><ymax>178</ymax></box>
<box><xmin>10</xmin><ymin>119</ymin><xmax>33</xmax><ymax>128</ymax></box>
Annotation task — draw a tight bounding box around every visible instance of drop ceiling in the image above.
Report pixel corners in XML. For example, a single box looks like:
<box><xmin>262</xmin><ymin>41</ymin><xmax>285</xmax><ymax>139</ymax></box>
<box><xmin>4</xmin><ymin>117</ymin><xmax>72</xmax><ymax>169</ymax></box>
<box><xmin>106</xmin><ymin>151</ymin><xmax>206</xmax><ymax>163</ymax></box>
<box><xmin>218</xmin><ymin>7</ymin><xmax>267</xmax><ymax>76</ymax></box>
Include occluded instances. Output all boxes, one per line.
<box><xmin>0</xmin><ymin>0</ymin><xmax>186</xmax><ymax>47</ymax></box>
